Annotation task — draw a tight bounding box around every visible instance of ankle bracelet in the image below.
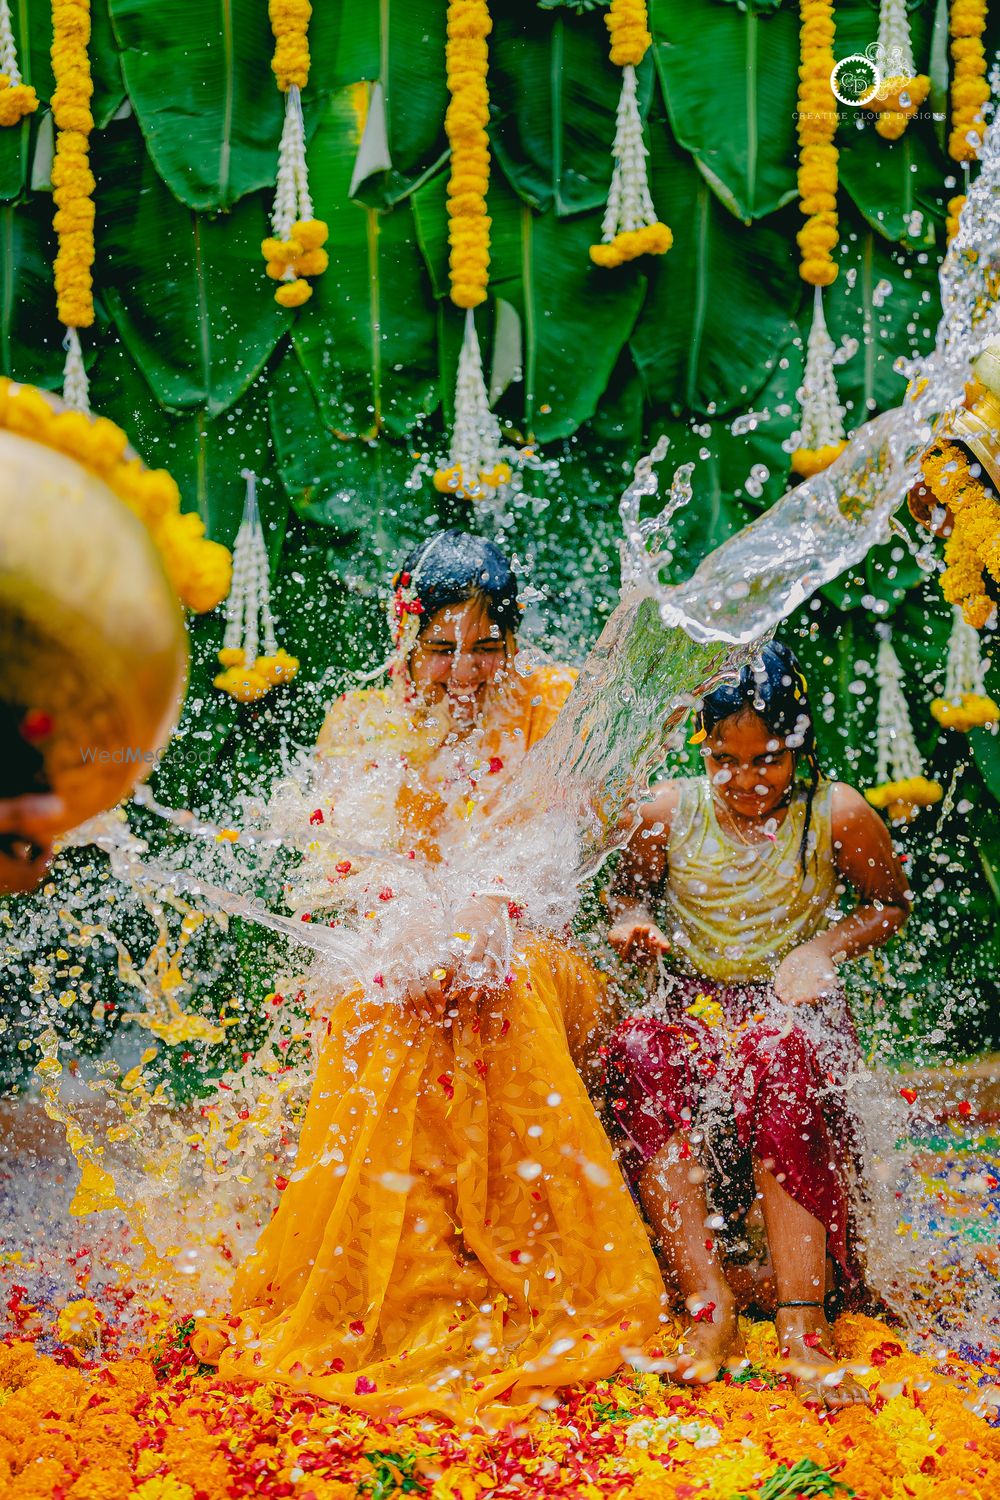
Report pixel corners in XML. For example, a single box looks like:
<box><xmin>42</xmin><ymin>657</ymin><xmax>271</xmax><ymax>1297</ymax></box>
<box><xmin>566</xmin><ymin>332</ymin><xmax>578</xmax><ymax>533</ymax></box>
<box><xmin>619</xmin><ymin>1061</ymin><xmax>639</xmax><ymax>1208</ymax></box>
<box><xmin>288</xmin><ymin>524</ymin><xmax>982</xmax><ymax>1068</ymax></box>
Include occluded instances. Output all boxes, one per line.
<box><xmin>776</xmin><ymin>1299</ymin><xmax>825</xmax><ymax>1309</ymax></box>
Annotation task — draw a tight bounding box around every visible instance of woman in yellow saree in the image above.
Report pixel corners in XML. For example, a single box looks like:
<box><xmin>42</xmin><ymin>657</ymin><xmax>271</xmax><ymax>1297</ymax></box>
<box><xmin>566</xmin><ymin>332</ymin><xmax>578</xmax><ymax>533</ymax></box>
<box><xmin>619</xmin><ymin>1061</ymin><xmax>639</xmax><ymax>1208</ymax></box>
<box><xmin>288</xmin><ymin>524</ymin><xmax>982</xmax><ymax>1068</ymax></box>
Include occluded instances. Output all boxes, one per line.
<box><xmin>199</xmin><ymin>530</ymin><xmax>666</xmax><ymax>1421</ymax></box>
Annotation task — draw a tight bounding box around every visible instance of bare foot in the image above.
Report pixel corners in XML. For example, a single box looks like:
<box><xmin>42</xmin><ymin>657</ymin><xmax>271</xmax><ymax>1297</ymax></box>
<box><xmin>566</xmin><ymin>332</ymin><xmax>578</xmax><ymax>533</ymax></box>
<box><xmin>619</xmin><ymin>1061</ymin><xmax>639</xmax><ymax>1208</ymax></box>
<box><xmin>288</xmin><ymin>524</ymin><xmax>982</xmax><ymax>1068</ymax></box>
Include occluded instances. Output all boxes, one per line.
<box><xmin>775</xmin><ymin>1306</ymin><xmax>871</xmax><ymax>1410</ymax></box>
<box><xmin>672</xmin><ymin>1294</ymin><xmax>745</xmax><ymax>1383</ymax></box>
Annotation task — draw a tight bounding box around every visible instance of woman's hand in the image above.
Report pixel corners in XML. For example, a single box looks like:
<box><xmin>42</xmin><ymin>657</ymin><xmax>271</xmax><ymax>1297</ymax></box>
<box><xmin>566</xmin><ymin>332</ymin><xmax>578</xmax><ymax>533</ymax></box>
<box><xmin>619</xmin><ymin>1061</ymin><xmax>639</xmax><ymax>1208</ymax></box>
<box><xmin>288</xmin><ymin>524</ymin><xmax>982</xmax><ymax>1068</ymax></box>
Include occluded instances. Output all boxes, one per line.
<box><xmin>608</xmin><ymin>918</ymin><xmax>670</xmax><ymax>965</ymax></box>
<box><xmin>402</xmin><ymin>896</ymin><xmax>511</xmax><ymax>1019</ymax></box>
<box><xmin>773</xmin><ymin>942</ymin><xmax>838</xmax><ymax>1006</ymax></box>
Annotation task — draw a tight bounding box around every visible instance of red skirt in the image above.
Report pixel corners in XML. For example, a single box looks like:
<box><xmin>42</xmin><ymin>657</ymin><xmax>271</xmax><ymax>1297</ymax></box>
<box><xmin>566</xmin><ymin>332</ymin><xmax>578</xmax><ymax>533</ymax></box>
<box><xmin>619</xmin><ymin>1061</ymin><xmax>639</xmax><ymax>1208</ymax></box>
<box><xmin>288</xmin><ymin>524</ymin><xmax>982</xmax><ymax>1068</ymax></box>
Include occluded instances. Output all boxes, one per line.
<box><xmin>603</xmin><ymin>973</ymin><xmax>866</xmax><ymax>1291</ymax></box>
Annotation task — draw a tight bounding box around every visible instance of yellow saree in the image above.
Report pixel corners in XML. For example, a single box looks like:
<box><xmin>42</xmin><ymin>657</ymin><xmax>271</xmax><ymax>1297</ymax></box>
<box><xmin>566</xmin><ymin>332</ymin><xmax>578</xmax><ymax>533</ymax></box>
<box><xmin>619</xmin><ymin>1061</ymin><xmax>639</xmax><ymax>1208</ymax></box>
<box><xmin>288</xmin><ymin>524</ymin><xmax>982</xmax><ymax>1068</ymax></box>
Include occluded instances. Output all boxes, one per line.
<box><xmin>204</xmin><ymin>665</ymin><xmax>667</xmax><ymax>1420</ymax></box>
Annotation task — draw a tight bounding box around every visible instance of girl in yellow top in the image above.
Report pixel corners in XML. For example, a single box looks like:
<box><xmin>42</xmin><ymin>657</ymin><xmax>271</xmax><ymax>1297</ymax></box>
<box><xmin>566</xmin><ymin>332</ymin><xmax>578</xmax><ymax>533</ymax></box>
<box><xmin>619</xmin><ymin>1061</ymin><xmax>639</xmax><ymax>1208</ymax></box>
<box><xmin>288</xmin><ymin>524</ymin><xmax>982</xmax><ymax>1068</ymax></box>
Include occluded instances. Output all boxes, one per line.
<box><xmin>605</xmin><ymin>641</ymin><xmax>910</xmax><ymax>1408</ymax></box>
<box><xmin>197</xmin><ymin>530</ymin><xmax>666</xmax><ymax>1420</ymax></box>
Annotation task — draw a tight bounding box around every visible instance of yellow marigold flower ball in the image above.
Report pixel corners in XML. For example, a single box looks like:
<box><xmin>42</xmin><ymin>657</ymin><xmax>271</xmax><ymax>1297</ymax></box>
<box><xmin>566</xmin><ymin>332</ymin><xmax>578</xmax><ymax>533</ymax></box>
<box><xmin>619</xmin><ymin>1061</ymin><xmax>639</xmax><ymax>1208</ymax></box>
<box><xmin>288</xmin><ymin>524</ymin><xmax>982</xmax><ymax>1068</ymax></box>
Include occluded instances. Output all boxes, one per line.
<box><xmin>265</xmin><ymin>259</ymin><xmax>286</xmax><ymax>280</ymax></box>
<box><xmin>292</xmin><ymin>218</ymin><xmax>328</xmax><ymax>249</ymax></box>
<box><xmin>294</xmin><ymin>246</ymin><xmax>328</xmax><ymax>277</ymax></box>
<box><xmin>449</xmin><ymin>283</ymin><xmax>488</xmax><ymax>310</ymax></box>
<box><xmin>930</xmin><ymin>692</ymin><xmax>999</xmax><ymax>730</ymax></box>
<box><xmin>479</xmin><ymin>461</ymin><xmax>512</xmax><ymax>488</ymax></box>
<box><xmin>946</xmin><ymin>193</ymin><xmax>966</xmax><ymax>240</ymax></box>
<box><xmin>217</xmin><ymin>647</ymin><xmax>246</xmax><ymax>668</ymax></box>
<box><xmin>214</xmin><ymin>664</ymin><xmax>274</xmax><ymax>704</ymax></box>
<box><xmin>261</xmin><ymin>235</ymin><xmax>302</xmax><ymax>265</ymax></box>
<box><xmin>865</xmin><ymin>776</ymin><xmax>943</xmax><ymax>820</ymax></box>
<box><xmin>791</xmin><ymin>441</ymin><xmax>847</xmax><ymax>477</ymax></box>
<box><xmin>0</xmin><ymin>81</ymin><xmax>39</xmax><ymax>126</ymax></box>
<box><xmin>256</xmin><ymin>649</ymin><xmax>299</xmax><ymax>685</ymax></box>
<box><xmin>434</xmin><ymin>464</ymin><xmax>464</xmax><ymax>494</ymax></box>
<box><xmin>275</xmin><ymin>277</ymin><xmax>313</xmax><ymax>308</ymax></box>
<box><xmin>800</xmin><ymin>256</ymin><xmax>838</xmax><ymax>287</ymax></box>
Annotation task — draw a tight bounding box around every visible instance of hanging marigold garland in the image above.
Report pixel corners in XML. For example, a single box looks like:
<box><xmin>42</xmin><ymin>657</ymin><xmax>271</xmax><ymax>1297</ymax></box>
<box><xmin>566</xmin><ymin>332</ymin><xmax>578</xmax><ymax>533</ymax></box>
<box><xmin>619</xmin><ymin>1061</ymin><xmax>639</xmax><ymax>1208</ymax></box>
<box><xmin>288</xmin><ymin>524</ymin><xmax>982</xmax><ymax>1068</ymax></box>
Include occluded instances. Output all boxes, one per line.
<box><xmin>865</xmin><ymin>636</ymin><xmax>943</xmax><ymax>822</ymax></box>
<box><xmin>795</xmin><ymin>0</ymin><xmax>839</xmax><ymax>288</ymax></box>
<box><xmin>262</xmin><ymin>0</ymin><xmax>328</xmax><ymax>309</ymax></box>
<box><xmin>50</xmin><ymin>0</ymin><xmax>95</xmax><ymax>411</ymax></box>
<box><xmin>791</xmin><ymin>286</ymin><xmax>847</xmax><ymax>477</ymax></box>
<box><xmin>445</xmin><ymin>0</ymin><xmax>491</xmax><ymax>309</ymax></box>
<box><xmin>930</xmin><ymin>606</ymin><xmax>998</xmax><ymax>730</ymax></box>
<box><xmin>943</xmin><ymin>0</ymin><xmax>989</xmax><ymax>238</ymax></box>
<box><xmin>434</xmin><ymin>0</ymin><xmax>513</xmax><ymax>506</ymax></box>
<box><xmin>870</xmin><ymin>0</ymin><xmax>930</xmax><ymax>140</ymax></box>
<box><xmin>590</xmin><ymin>0</ymin><xmax>671</xmax><ymax>268</ymax></box>
<box><xmin>0</xmin><ymin>380</ymin><xmax>231</xmax><ymax>613</ymax></box>
<box><xmin>921</xmin><ymin>440</ymin><xmax>1000</xmax><ymax>628</ymax></box>
<box><xmin>0</xmin><ymin>0</ymin><xmax>38</xmax><ymax>125</ymax></box>
<box><xmin>948</xmin><ymin>0</ymin><xmax>989</xmax><ymax>164</ymax></box>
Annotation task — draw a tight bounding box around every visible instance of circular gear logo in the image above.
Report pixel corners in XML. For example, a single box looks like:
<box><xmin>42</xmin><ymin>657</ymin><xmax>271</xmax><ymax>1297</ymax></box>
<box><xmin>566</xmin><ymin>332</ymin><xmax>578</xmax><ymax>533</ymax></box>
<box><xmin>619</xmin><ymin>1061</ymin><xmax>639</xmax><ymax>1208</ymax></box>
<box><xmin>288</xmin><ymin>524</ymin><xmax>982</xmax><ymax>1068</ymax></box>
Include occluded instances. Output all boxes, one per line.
<box><xmin>830</xmin><ymin>54</ymin><xmax>882</xmax><ymax>106</ymax></box>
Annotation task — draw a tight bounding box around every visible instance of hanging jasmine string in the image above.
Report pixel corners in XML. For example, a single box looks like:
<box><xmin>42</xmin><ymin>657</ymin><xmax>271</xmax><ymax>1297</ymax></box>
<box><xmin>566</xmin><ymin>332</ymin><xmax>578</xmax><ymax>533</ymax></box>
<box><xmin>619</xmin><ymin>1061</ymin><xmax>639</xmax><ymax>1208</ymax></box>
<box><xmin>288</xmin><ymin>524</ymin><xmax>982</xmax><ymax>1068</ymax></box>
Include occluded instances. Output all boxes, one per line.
<box><xmin>214</xmin><ymin>471</ymin><xmax>299</xmax><ymax>703</ymax></box>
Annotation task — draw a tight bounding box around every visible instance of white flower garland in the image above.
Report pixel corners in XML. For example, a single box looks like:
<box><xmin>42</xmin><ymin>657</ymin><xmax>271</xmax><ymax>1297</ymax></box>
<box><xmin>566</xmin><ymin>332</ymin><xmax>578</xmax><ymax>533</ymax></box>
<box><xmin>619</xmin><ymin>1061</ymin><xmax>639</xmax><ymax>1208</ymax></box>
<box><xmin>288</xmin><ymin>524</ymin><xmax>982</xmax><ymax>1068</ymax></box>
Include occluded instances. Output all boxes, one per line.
<box><xmin>874</xmin><ymin>635</ymin><xmax>925</xmax><ymax>783</ymax></box>
<box><xmin>433</xmin><ymin>310</ymin><xmax>513</xmax><ymax>507</ymax></box>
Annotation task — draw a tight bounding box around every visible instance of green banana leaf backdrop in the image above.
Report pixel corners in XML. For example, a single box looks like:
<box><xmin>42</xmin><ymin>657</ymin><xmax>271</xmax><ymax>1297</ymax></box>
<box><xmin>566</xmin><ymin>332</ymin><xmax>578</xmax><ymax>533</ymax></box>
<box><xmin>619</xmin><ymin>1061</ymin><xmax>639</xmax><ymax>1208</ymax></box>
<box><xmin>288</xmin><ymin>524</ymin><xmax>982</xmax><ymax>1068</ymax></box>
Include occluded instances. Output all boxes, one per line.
<box><xmin>1</xmin><ymin>0</ymin><xmax>999</xmax><ymax>1089</ymax></box>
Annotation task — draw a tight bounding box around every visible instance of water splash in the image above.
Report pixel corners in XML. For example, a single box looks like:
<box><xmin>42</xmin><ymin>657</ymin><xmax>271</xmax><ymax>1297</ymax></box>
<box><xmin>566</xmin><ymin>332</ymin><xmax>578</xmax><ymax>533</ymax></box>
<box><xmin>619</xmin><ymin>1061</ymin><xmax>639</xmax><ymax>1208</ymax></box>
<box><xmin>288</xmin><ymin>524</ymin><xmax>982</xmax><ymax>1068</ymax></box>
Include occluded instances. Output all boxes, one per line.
<box><xmin>5</xmin><ymin>82</ymin><xmax>1000</xmax><ymax>1369</ymax></box>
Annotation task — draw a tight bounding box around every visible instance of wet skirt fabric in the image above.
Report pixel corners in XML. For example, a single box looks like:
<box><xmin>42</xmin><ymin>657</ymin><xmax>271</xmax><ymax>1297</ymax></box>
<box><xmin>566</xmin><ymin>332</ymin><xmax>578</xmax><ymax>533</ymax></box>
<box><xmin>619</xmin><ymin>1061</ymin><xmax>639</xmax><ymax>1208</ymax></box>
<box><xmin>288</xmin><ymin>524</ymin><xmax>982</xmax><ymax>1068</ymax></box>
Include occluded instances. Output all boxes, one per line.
<box><xmin>206</xmin><ymin>937</ymin><xmax>667</xmax><ymax>1421</ymax></box>
<box><xmin>604</xmin><ymin>973</ymin><xmax>867</xmax><ymax>1290</ymax></box>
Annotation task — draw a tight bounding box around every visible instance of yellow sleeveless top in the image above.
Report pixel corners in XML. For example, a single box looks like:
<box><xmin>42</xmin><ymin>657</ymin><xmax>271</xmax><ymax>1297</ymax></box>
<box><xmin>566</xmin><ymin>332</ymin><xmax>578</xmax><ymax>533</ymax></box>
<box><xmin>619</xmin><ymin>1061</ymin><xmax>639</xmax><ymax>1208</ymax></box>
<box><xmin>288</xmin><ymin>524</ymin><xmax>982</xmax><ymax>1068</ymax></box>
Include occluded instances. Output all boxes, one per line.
<box><xmin>661</xmin><ymin>777</ymin><xmax>840</xmax><ymax>984</ymax></box>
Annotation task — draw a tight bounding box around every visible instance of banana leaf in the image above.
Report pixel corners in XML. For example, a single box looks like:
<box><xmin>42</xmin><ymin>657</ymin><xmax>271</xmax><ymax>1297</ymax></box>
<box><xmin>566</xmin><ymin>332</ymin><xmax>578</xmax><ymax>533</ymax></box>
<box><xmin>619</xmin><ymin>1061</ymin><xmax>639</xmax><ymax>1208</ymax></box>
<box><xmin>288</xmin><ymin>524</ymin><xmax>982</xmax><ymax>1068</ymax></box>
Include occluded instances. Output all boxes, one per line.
<box><xmin>0</xmin><ymin>193</ymin><xmax>65</xmax><ymax>387</ymax></box>
<box><xmin>107</xmin><ymin>0</ymin><xmax>284</xmax><ymax>211</ymax></box>
<box><xmin>93</xmin><ymin>119</ymin><xmax>288</xmax><ymax>416</ymax></box>
<box><xmin>89</xmin><ymin>334</ymin><xmax>286</xmax><ymax>549</ymax></box>
<box><xmin>650</xmin><ymin>0</ymin><xmax>799</xmax><ymax>222</ymax></box>
<box><xmin>413</xmin><ymin>166</ymin><xmax>647</xmax><ymax>442</ymax></box>
<box><xmin>838</xmin><ymin>127</ymin><xmax>948</xmax><ymax>248</ymax></box>
<box><xmin>823</xmin><ymin>206</ymin><xmax>941</xmax><ymax>423</ymax></box>
<box><xmin>629</xmin><ymin>123</ymin><xmax>802</xmax><ymax>416</ymax></box>
<box><xmin>270</xmin><ymin>355</ymin><xmax>433</xmax><ymax>580</ymax></box>
<box><xmin>489</xmin><ymin>0</ymin><xmax>653</xmax><ymax>216</ymax></box>
<box><xmin>291</xmin><ymin>87</ymin><xmax>440</xmax><ymax>440</ymax></box>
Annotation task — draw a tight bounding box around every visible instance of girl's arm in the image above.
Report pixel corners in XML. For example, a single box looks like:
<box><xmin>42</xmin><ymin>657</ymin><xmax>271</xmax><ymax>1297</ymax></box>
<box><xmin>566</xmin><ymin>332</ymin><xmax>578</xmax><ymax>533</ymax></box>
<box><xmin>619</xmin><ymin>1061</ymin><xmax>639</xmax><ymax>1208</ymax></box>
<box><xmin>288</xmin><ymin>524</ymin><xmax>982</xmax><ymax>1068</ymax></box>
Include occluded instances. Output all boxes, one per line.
<box><xmin>820</xmin><ymin>782</ymin><xmax>911</xmax><ymax>960</ymax></box>
<box><xmin>607</xmin><ymin>781</ymin><xmax>681</xmax><ymax>963</ymax></box>
<box><xmin>774</xmin><ymin>782</ymin><xmax>910</xmax><ymax>1004</ymax></box>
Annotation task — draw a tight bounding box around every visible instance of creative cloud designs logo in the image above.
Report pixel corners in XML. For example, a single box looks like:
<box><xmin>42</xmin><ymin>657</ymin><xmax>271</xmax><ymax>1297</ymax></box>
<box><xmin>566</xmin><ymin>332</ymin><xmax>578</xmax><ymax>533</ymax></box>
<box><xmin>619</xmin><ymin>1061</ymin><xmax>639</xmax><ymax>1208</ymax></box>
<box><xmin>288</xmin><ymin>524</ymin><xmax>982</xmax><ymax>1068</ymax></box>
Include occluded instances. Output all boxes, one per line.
<box><xmin>830</xmin><ymin>42</ymin><xmax>908</xmax><ymax>106</ymax></box>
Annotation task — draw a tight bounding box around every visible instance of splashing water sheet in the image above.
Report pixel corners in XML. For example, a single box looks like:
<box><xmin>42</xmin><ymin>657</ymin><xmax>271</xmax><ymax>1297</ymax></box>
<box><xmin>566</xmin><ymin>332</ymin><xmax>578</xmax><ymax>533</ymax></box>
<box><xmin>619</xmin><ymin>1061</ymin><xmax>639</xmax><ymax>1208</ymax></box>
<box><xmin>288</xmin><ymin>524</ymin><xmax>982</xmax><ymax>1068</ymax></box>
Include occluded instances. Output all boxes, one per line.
<box><xmin>4</xmin><ymin>84</ymin><xmax>1000</xmax><ymax>1429</ymax></box>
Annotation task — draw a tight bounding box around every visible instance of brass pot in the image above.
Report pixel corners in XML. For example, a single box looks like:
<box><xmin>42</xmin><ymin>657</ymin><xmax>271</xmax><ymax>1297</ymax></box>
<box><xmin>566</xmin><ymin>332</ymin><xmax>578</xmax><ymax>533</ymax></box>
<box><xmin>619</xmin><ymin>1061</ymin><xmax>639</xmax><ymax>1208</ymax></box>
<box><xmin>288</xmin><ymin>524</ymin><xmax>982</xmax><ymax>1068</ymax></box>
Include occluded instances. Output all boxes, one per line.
<box><xmin>0</xmin><ymin>428</ymin><xmax>189</xmax><ymax>834</ymax></box>
<box><xmin>949</xmin><ymin>349</ymin><xmax>1000</xmax><ymax>492</ymax></box>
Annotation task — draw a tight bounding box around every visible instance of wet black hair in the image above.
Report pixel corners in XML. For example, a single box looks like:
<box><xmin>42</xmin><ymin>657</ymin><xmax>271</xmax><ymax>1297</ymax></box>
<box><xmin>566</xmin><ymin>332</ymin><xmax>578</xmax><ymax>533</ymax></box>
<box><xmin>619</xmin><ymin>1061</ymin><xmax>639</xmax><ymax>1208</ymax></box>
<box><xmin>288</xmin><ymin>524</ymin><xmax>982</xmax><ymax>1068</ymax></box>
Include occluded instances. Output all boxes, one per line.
<box><xmin>695</xmin><ymin>639</ymin><xmax>820</xmax><ymax>871</ymax></box>
<box><xmin>394</xmin><ymin>528</ymin><xmax>521</xmax><ymax>639</ymax></box>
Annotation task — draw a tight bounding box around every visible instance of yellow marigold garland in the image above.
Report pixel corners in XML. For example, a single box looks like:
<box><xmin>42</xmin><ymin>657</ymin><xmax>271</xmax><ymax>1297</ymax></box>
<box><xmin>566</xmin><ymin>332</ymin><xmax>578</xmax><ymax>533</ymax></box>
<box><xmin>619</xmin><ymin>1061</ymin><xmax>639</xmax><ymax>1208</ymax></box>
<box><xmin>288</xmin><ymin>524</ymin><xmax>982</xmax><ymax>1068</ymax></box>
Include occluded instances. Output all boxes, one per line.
<box><xmin>590</xmin><ymin>0</ymin><xmax>671</xmax><ymax>268</ymax></box>
<box><xmin>949</xmin><ymin>0</ymin><xmax>989</xmax><ymax>164</ymax></box>
<box><xmin>270</xmin><ymin>0</ymin><xmax>309</xmax><ymax>92</ymax></box>
<box><xmin>0</xmin><ymin>379</ymin><xmax>231</xmax><ymax>614</ymax></box>
<box><xmin>50</xmin><ymin>0</ymin><xmax>95</xmax><ymax>410</ymax></box>
<box><xmin>262</xmin><ymin>0</ymin><xmax>328</xmax><ymax>308</ymax></box>
<box><xmin>921</xmin><ymin>441</ymin><xmax>1000</xmax><ymax>627</ymax></box>
<box><xmin>0</xmin><ymin>0</ymin><xmax>38</xmax><ymax>125</ymax></box>
<box><xmin>445</xmin><ymin>0</ymin><xmax>492</xmax><ymax>308</ymax></box>
<box><xmin>795</xmin><ymin>0</ymin><xmax>839</xmax><ymax>287</ymax></box>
